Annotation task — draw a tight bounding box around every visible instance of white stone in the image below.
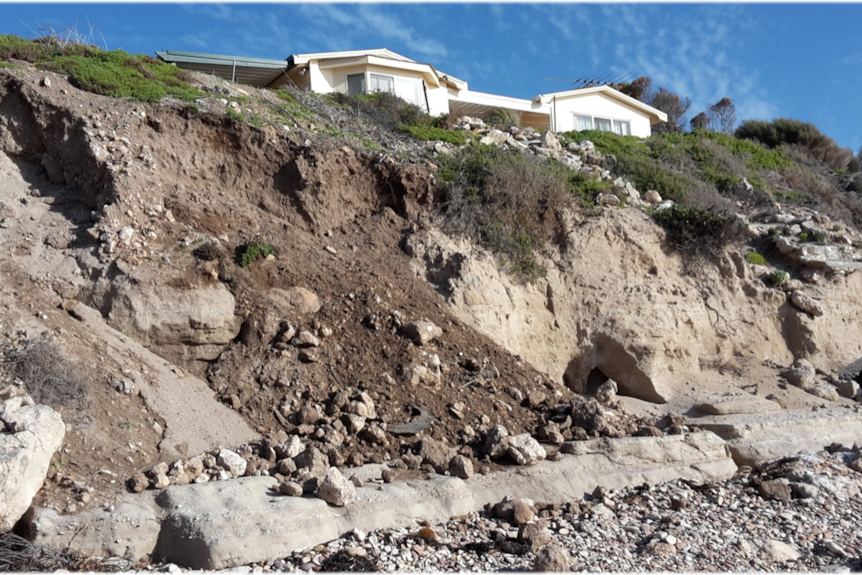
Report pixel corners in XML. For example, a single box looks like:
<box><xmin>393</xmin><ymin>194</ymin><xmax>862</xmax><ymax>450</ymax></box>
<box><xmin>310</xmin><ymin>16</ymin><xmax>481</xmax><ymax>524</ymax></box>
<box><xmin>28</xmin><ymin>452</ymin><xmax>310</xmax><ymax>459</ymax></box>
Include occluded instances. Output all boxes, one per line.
<box><xmin>597</xmin><ymin>193</ymin><xmax>620</xmax><ymax>206</ymax></box>
<box><xmin>761</xmin><ymin>539</ymin><xmax>801</xmax><ymax>562</ymax></box>
<box><xmin>282</xmin><ymin>435</ymin><xmax>305</xmax><ymax>458</ymax></box>
<box><xmin>533</xmin><ymin>544</ymin><xmax>570</xmax><ymax>571</ymax></box>
<box><xmin>540</xmin><ymin>130</ymin><xmax>562</xmax><ymax>153</ymax></box>
<box><xmin>317</xmin><ymin>467</ymin><xmax>356</xmax><ymax>506</ymax></box>
<box><xmin>506</xmin><ymin>433</ymin><xmax>547</xmax><ymax>465</ymax></box>
<box><xmin>118</xmin><ymin>226</ymin><xmax>134</xmax><ymax>242</ymax></box>
<box><xmin>596</xmin><ymin>379</ymin><xmax>618</xmax><ymax>403</ymax></box>
<box><xmin>217</xmin><ymin>449</ymin><xmax>247</xmax><ymax>477</ymax></box>
<box><xmin>0</xmin><ymin>396</ymin><xmax>65</xmax><ymax>531</ymax></box>
<box><xmin>399</xmin><ymin>321</ymin><xmax>443</xmax><ymax>346</ymax></box>
<box><xmin>643</xmin><ymin>190</ymin><xmax>662</xmax><ymax>204</ymax></box>
<box><xmin>837</xmin><ymin>380</ymin><xmax>860</xmax><ymax>399</ymax></box>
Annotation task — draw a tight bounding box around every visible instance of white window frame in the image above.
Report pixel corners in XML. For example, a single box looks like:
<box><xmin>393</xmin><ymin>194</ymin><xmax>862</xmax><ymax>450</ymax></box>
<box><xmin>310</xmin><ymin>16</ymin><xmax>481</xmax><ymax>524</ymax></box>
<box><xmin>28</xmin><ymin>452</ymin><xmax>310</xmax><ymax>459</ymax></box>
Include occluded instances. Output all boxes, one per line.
<box><xmin>343</xmin><ymin>71</ymin><xmax>426</xmax><ymax>109</ymax></box>
<box><xmin>594</xmin><ymin>117</ymin><xmax>612</xmax><ymax>132</ymax></box>
<box><xmin>369</xmin><ymin>73</ymin><xmax>395</xmax><ymax>94</ymax></box>
<box><xmin>613</xmin><ymin>120</ymin><xmax>632</xmax><ymax>136</ymax></box>
<box><xmin>575</xmin><ymin>114</ymin><xmax>593</xmax><ymax>131</ymax></box>
<box><xmin>573</xmin><ymin>113</ymin><xmax>633</xmax><ymax>135</ymax></box>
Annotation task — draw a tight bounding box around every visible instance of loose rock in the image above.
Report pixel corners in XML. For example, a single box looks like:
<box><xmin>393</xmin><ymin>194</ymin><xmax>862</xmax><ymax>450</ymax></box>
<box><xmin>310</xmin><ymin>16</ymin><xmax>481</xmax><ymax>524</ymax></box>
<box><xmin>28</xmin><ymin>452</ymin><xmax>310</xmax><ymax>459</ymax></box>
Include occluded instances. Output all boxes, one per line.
<box><xmin>317</xmin><ymin>467</ymin><xmax>356</xmax><ymax>506</ymax></box>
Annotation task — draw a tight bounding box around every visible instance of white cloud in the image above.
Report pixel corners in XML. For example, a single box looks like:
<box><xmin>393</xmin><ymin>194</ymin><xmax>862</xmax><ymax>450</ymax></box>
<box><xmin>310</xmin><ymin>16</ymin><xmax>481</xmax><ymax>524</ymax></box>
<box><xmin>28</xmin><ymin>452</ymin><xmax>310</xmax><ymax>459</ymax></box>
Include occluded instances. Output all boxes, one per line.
<box><xmin>207</xmin><ymin>4</ymin><xmax>234</xmax><ymax>22</ymax></box>
<box><xmin>296</xmin><ymin>5</ymin><xmax>448</xmax><ymax>60</ymax></box>
<box><xmin>569</xmin><ymin>5</ymin><xmax>778</xmax><ymax>124</ymax></box>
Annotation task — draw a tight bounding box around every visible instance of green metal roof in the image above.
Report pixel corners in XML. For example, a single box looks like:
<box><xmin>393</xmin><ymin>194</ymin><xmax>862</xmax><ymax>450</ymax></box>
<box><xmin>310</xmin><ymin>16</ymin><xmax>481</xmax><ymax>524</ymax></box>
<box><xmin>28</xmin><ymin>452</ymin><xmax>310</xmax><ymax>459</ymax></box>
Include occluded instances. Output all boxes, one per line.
<box><xmin>155</xmin><ymin>50</ymin><xmax>289</xmax><ymax>87</ymax></box>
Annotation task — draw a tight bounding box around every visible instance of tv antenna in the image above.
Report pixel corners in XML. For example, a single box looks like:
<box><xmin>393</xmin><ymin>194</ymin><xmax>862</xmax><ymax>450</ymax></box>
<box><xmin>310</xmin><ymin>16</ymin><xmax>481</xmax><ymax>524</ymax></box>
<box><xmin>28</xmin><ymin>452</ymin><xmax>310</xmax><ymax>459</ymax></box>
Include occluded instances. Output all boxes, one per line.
<box><xmin>542</xmin><ymin>72</ymin><xmax>637</xmax><ymax>89</ymax></box>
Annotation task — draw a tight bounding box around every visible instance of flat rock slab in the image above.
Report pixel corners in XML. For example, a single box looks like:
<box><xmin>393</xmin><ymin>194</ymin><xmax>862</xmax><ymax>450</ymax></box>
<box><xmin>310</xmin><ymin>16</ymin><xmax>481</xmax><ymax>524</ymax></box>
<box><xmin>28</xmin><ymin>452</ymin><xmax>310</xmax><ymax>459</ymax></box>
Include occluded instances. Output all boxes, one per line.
<box><xmin>151</xmin><ymin>431</ymin><xmax>734</xmax><ymax>569</ymax></box>
<box><xmin>469</xmin><ymin>431</ymin><xmax>736</xmax><ymax>507</ymax></box>
<box><xmin>693</xmin><ymin>395</ymin><xmax>782</xmax><ymax>416</ymax></box>
<box><xmin>32</xmin><ymin>496</ymin><xmax>160</xmax><ymax>561</ymax></box>
<box><xmin>690</xmin><ymin>408</ymin><xmax>862</xmax><ymax>468</ymax></box>
<box><xmin>152</xmin><ymin>475</ymin><xmax>472</xmax><ymax>569</ymax></box>
<box><xmin>66</xmin><ymin>301</ymin><xmax>258</xmax><ymax>458</ymax></box>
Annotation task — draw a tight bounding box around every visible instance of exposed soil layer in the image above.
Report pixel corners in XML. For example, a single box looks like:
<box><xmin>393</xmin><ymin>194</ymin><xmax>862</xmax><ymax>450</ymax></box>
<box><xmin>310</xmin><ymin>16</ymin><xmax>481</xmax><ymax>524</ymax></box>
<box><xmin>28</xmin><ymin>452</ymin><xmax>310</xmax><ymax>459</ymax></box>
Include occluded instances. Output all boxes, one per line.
<box><xmin>0</xmin><ymin>63</ymin><xmax>613</xmax><ymax>516</ymax></box>
<box><xmin>1</xmin><ymin>59</ymin><xmax>860</xmax><ymax>531</ymax></box>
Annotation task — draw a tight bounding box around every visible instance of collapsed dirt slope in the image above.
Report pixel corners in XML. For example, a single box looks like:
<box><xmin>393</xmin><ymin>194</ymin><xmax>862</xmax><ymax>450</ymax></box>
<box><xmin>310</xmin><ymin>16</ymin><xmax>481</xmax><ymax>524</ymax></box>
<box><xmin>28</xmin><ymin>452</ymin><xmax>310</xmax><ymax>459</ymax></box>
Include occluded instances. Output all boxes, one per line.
<box><xmin>1</xmin><ymin>56</ymin><xmax>861</xmax><ymax>531</ymax></box>
<box><xmin>0</xmin><ymin>64</ymin><xmax>578</xmax><ymax>514</ymax></box>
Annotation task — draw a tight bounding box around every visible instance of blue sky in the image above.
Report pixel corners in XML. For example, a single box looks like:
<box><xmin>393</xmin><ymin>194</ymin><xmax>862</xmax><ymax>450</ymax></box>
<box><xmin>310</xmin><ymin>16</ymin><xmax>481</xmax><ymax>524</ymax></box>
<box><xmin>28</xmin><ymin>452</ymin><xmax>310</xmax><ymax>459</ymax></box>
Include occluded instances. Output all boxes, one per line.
<box><xmin>3</xmin><ymin>4</ymin><xmax>861</xmax><ymax>150</ymax></box>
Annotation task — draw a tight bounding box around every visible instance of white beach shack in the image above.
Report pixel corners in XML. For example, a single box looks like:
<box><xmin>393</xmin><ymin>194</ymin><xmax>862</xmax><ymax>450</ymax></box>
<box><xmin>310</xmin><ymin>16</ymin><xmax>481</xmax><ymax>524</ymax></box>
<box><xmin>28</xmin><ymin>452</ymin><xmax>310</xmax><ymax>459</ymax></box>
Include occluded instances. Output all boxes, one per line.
<box><xmin>534</xmin><ymin>85</ymin><xmax>667</xmax><ymax>138</ymax></box>
<box><xmin>272</xmin><ymin>48</ymin><xmax>465</xmax><ymax>117</ymax></box>
<box><xmin>156</xmin><ymin>48</ymin><xmax>667</xmax><ymax>137</ymax></box>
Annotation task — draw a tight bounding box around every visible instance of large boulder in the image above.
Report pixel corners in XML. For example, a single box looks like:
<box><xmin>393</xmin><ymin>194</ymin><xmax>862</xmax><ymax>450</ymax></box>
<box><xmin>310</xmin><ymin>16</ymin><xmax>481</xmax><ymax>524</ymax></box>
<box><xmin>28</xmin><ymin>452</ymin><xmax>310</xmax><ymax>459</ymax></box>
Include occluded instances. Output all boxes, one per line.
<box><xmin>0</xmin><ymin>395</ymin><xmax>65</xmax><ymax>531</ymax></box>
<box><xmin>106</xmin><ymin>277</ymin><xmax>241</xmax><ymax>362</ymax></box>
<box><xmin>566</xmin><ymin>333</ymin><xmax>667</xmax><ymax>404</ymax></box>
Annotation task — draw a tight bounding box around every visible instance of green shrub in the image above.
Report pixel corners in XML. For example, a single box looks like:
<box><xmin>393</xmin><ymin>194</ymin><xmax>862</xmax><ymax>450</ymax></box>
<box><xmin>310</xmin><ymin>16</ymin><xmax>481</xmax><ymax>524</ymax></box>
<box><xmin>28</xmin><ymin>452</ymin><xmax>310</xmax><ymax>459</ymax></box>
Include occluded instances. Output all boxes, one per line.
<box><xmin>770</xmin><ymin>270</ymin><xmax>789</xmax><ymax>287</ymax></box>
<box><xmin>330</xmin><ymin>91</ymin><xmax>435</xmax><ymax>132</ymax></box>
<box><xmin>699</xmin><ymin>130</ymin><xmax>792</xmax><ymax>171</ymax></box>
<box><xmin>193</xmin><ymin>241</ymin><xmax>222</xmax><ymax>261</ymax></box>
<box><xmin>735</xmin><ymin>118</ymin><xmax>851</xmax><ymax>170</ymax></box>
<box><xmin>562</xmin><ymin>129</ymin><xmax>650</xmax><ymax>158</ymax></box>
<box><xmin>237</xmin><ymin>241</ymin><xmax>276</xmax><ymax>267</ymax></box>
<box><xmin>398</xmin><ymin>124</ymin><xmax>465</xmax><ymax>145</ymax></box>
<box><xmin>567</xmin><ymin>171</ymin><xmax>611</xmax><ymax>206</ymax></box>
<box><xmin>226</xmin><ymin>108</ymin><xmax>243</xmax><ymax>122</ymax></box>
<box><xmin>797</xmin><ymin>229</ymin><xmax>826</xmax><ymax>244</ymax></box>
<box><xmin>485</xmin><ymin>107</ymin><xmax>521</xmax><ymax>128</ymax></box>
<box><xmin>440</xmin><ymin>144</ymin><xmax>574</xmax><ymax>279</ymax></box>
<box><xmin>651</xmin><ymin>204</ymin><xmax>741</xmax><ymax>268</ymax></box>
<box><xmin>745</xmin><ymin>251</ymin><xmax>768</xmax><ymax>266</ymax></box>
<box><xmin>246</xmin><ymin>113</ymin><xmax>264</xmax><ymax>128</ymax></box>
<box><xmin>0</xmin><ymin>33</ymin><xmax>92</xmax><ymax>61</ymax></box>
<box><xmin>561</xmin><ymin>129</ymin><xmax>696</xmax><ymax>203</ymax></box>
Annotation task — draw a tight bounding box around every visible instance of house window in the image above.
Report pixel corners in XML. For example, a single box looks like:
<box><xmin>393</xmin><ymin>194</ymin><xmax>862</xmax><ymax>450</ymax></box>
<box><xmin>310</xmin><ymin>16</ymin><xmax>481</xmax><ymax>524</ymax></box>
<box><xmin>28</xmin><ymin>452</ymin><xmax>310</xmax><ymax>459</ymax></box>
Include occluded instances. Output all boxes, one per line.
<box><xmin>395</xmin><ymin>77</ymin><xmax>423</xmax><ymax>107</ymax></box>
<box><xmin>347</xmin><ymin>73</ymin><xmax>366</xmax><ymax>96</ymax></box>
<box><xmin>575</xmin><ymin>115</ymin><xmax>593</xmax><ymax>131</ymax></box>
<box><xmin>369</xmin><ymin>73</ymin><xmax>394</xmax><ymax>94</ymax></box>
<box><xmin>613</xmin><ymin>120</ymin><xmax>631</xmax><ymax>136</ymax></box>
<box><xmin>594</xmin><ymin>117</ymin><xmax>612</xmax><ymax>132</ymax></box>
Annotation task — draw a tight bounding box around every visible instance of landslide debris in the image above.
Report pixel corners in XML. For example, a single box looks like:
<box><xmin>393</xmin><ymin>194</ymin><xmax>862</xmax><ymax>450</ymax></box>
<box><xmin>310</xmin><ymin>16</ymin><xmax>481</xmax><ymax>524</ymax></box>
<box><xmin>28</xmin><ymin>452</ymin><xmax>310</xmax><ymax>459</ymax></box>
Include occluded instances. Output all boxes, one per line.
<box><xmin>2</xmin><ymin>36</ymin><xmax>862</xmax><ymax>569</ymax></box>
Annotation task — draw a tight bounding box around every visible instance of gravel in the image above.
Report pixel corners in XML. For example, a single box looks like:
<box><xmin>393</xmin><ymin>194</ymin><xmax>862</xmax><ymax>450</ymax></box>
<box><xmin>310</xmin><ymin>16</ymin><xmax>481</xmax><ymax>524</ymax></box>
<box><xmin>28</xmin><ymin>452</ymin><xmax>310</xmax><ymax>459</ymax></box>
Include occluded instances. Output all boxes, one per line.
<box><xmin>246</xmin><ymin>449</ymin><xmax>862</xmax><ymax>573</ymax></box>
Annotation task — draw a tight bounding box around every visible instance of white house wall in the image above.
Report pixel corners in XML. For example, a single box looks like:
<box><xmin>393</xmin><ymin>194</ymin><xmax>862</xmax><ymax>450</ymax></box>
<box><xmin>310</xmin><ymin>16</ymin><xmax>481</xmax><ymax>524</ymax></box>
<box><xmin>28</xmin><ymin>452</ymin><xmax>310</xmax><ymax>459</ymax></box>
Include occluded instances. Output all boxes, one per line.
<box><xmin>425</xmin><ymin>87</ymin><xmax>453</xmax><ymax>116</ymax></box>
<box><xmin>308</xmin><ymin>62</ymin><xmax>334</xmax><ymax>93</ymax></box>
<box><xmin>552</xmin><ymin>93</ymin><xmax>653</xmax><ymax>137</ymax></box>
<box><xmin>309</xmin><ymin>63</ymin><xmax>447</xmax><ymax>114</ymax></box>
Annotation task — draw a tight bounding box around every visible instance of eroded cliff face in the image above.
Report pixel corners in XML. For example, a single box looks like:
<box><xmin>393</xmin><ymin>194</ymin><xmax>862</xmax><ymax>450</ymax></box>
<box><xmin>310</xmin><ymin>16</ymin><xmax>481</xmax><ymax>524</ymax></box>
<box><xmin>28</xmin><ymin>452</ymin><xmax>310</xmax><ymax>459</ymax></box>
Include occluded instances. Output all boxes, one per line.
<box><xmin>406</xmin><ymin>207</ymin><xmax>862</xmax><ymax>405</ymax></box>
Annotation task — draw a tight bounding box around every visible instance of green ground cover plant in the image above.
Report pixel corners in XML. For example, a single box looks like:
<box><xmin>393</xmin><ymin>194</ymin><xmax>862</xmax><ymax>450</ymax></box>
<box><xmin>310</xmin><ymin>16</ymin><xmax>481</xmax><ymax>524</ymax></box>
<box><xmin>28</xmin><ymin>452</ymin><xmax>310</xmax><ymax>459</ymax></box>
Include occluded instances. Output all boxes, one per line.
<box><xmin>0</xmin><ymin>34</ymin><xmax>203</xmax><ymax>102</ymax></box>
<box><xmin>745</xmin><ymin>251</ymin><xmax>768</xmax><ymax>266</ymax></box>
<box><xmin>238</xmin><ymin>240</ymin><xmax>276</xmax><ymax>267</ymax></box>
